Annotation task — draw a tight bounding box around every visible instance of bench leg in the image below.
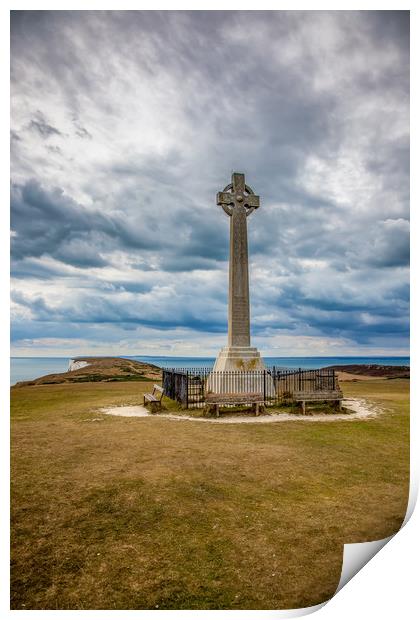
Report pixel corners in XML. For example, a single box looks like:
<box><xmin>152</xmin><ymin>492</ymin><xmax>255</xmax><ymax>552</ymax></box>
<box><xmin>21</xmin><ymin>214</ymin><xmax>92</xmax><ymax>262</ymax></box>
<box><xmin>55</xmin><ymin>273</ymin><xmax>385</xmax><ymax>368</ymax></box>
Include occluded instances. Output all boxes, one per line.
<box><xmin>334</xmin><ymin>400</ymin><xmax>342</xmax><ymax>411</ymax></box>
<box><xmin>300</xmin><ymin>401</ymin><xmax>306</xmax><ymax>415</ymax></box>
<box><xmin>149</xmin><ymin>401</ymin><xmax>161</xmax><ymax>414</ymax></box>
<box><xmin>254</xmin><ymin>403</ymin><xmax>259</xmax><ymax>416</ymax></box>
<box><xmin>215</xmin><ymin>404</ymin><xmax>219</xmax><ymax>418</ymax></box>
<box><xmin>205</xmin><ymin>405</ymin><xmax>217</xmax><ymax>417</ymax></box>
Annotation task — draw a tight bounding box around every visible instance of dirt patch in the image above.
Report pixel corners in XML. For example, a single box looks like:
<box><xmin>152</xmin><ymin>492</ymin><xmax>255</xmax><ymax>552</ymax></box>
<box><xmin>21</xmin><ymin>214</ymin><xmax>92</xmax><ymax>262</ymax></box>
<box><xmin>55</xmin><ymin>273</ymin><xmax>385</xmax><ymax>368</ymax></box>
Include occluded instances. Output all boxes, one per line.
<box><xmin>102</xmin><ymin>405</ymin><xmax>151</xmax><ymax>418</ymax></box>
<box><xmin>101</xmin><ymin>398</ymin><xmax>380</xmax><ymax>423</ymax></box>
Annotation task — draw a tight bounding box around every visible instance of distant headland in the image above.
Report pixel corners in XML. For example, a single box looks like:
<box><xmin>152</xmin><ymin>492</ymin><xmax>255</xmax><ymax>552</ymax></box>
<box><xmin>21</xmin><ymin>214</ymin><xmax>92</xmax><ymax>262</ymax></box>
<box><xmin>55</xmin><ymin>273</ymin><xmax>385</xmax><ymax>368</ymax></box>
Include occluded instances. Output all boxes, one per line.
<box><xmin>13</xmin><ymin>357</ymin><xmax>161</xmax><ymax>387</ymax></box>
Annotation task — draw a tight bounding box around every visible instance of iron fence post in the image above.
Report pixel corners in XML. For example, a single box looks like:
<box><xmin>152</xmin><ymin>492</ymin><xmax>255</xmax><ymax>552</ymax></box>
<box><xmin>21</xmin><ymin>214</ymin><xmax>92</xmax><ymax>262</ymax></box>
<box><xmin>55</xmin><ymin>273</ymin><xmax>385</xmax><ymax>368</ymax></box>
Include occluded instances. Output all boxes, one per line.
<box><xmin>263</xmin><ymin>370</ymin><xmax>266</xmax><ymax>403</ymax></box>
<box><xmin>186</xmin><ymin>370</ymin><xmax>189</xmax><ymax>409</ymax></box>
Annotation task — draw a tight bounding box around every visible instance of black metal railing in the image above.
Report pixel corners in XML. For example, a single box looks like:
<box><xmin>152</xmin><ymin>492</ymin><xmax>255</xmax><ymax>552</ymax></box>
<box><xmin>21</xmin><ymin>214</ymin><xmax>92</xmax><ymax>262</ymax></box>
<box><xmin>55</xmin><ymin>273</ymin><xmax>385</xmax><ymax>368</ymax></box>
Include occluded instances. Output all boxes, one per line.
<box><xmin>272</xmin><ymin>367</ymin><xmax>337</xmax><ymax>395</ymax></box>
<box><xmin>162</xmin><ymin>367</ymin><xmax>338</xmax><ymax>409</ymax></box>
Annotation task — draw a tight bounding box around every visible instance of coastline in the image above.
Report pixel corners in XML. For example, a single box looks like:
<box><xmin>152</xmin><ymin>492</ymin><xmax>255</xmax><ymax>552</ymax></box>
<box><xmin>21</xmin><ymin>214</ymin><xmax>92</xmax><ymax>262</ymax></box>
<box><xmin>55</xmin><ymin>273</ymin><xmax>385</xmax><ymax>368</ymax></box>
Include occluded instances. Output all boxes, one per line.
<box><xmin>10</xmin><ymin>355</ymin><xmax>410</xmax><ymax>386</ymax></box>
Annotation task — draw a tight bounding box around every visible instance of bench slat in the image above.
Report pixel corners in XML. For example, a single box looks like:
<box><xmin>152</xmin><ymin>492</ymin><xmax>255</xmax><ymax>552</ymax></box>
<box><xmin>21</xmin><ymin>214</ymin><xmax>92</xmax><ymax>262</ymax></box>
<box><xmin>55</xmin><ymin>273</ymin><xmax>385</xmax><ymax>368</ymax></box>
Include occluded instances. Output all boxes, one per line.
<box><xmin>144</xmin><ymin>394</ymin><xmax>158</xmax><ymax>402</ymax></box>
<box><xmin>293</xmin><ymin>391</ymin><xmax>343</xmax><ymax>400</ymax></box>
<box><xmin>206</xmin><ymin>392</ymin><xmax>263</xmax><ymax>405</ymax></box>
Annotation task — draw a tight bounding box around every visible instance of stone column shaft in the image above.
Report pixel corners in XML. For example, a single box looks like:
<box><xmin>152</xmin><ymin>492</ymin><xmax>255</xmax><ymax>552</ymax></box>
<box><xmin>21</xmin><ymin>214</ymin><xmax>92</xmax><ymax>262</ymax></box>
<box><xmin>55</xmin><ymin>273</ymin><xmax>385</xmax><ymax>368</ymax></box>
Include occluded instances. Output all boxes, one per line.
<box><xmin>228</xmin><ymin>205</ymin><xmax>250</xmax><ymax>347</ymax></box>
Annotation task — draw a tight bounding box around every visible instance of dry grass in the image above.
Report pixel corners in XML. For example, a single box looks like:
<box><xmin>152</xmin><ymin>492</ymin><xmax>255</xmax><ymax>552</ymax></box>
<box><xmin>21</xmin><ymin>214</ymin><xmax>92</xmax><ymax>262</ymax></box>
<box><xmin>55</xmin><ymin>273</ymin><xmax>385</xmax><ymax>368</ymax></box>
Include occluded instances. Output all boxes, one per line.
<box><xmin>11</xmin><ymin>378</ymin><xmax>409</xmax><ymax>610</ymax></box>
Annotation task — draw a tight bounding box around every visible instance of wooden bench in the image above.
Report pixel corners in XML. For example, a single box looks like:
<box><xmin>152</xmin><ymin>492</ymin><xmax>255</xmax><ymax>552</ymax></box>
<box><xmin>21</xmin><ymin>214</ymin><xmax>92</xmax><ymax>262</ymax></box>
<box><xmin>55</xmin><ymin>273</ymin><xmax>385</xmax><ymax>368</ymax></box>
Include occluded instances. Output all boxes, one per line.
<box><xmin>293</xmin><ymin>390</ymin><xmax>343</xmax><ymax>415</ymax></box>
<box><xmin>143</xmin><ymin>384</ymin><xmax>164</xmax><ymax>413</ymax></box>
<box><xmin>204</xmin><ymin>392</ymin><xmax>264</xmax><ymax>417</ymax></box>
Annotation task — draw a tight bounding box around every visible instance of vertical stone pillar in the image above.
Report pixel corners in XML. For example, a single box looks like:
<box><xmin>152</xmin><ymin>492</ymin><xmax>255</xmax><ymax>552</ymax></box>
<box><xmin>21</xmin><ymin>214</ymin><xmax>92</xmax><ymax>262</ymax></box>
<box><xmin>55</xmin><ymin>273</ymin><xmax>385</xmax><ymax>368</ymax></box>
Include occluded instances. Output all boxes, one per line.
<box><xmin>228</xmin><ymin>200</ymin><xmax>250</xmax><ymax>347</ymax></box>
<box><xmin>210</xmin><ymin>173</ymin><xmax>272</xmax><ymax>381</ymax></box>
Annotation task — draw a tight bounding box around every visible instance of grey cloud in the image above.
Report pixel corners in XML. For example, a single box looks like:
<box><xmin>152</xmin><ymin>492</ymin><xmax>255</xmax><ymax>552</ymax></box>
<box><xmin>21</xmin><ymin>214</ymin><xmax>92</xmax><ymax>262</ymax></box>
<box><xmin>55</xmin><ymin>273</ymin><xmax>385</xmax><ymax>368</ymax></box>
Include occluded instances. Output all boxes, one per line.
<box><xmin>10</xmin><ymin>179</ymin><xmax>162</xmax><ymax>266</ymax></box>
<box><xmin>73</xmin><ymin>120</ymin><xmax>92</xmax><ymax>139</ymax></box>
<box><xmin>11</xmin><ymin>169</ymin><xmax>235</xmax><ymax>272</ymax></box>
<box><xmin>28</xmin><ymin>113</ymin><xmax>63</xmax><ymax>138</ymax></box>
<box><xmin>46</xmin><ymin>145</ymin><xmax>63</xmax><ymax>155</ymax></box>
<box><xmin>10</xmin><ymin>11</ymin><xmax>409</xmax><ymax>354</ymax></box>
<box><xmin>367</xmin><ymin>219</ymin><xmax>409</xmax><ymax>268</ymax></box>
<box><xmin>11</xmin><ymin>258</ymin><xmax>71</xmax><ymax>280</ymax></box>
<box><xmin>12</xmin><ymin>288</ymin><xmax>227</xmax><ymax>334</ymax></box>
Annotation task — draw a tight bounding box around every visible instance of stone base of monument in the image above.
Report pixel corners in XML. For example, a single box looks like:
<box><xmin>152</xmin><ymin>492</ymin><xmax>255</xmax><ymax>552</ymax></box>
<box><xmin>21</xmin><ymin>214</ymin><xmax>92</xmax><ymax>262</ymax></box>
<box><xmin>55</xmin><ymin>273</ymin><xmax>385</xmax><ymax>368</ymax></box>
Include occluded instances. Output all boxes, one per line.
<box><xmin>212</xmin><ymin>346</ymin><xmax>265</xmax><ymax>371</ymax></box>
<box><xmin>207</xmin><ymin>346</ymin><xmax>275</xmax><ymax>397</ymax></box>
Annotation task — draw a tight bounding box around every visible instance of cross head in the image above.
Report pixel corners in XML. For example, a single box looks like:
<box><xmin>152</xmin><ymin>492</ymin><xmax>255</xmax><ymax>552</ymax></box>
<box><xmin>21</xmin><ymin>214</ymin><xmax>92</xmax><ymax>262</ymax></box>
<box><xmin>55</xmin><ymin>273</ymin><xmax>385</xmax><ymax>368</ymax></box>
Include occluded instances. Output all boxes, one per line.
<box><xmin>217</xmin><ymin>172</ymin><xmax>260</xmax><ymax>217</ymax></box>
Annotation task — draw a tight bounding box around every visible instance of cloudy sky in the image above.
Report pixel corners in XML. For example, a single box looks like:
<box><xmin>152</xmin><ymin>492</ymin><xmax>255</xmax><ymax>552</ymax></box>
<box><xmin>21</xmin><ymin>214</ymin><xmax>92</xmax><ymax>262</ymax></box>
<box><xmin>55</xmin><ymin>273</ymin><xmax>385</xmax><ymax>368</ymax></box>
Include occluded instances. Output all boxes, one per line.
<box><xmin>10</xmin><ymin>10</ymin><xmax>409</xmax><ymax>358</ymax></box>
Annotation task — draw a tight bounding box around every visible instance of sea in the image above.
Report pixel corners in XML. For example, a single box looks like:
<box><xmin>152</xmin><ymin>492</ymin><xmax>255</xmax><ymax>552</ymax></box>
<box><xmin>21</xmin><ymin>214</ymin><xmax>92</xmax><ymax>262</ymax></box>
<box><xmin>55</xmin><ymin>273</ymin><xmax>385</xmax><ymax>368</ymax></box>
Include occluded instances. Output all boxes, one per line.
<box><xmin>10</xmin><ymin>355</ymin><xmax>410</xmax><ymax>386</ymax></box>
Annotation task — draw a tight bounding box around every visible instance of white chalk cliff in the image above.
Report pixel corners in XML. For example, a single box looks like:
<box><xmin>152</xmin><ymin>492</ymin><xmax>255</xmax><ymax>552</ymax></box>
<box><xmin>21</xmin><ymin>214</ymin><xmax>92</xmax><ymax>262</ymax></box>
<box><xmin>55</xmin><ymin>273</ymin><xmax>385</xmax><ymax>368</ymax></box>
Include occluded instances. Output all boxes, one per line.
<box><xmin>68</xmin><ymin>359</ymin><xmax>90</xmax><ymax>372</ymax></box>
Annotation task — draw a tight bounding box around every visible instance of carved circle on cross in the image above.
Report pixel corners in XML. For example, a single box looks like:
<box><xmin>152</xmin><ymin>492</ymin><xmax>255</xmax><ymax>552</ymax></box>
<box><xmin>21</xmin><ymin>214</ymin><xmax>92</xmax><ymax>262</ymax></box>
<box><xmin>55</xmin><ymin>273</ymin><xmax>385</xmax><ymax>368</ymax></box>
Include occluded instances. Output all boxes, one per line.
<box><xmin>222</xmin><ymin>183</ymin><xmax>257</xmax><ymax>216</ymax></box>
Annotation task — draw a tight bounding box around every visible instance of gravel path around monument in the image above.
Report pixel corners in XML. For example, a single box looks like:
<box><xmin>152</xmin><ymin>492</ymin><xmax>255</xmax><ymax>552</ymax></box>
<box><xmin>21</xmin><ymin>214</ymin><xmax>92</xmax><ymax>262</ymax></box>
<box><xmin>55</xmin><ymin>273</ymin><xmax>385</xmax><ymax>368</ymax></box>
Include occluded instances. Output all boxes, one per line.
<box><xmin>100</xmin><ymin>398</ymin><xmax>381</xmax><ymax>423</ymax></box>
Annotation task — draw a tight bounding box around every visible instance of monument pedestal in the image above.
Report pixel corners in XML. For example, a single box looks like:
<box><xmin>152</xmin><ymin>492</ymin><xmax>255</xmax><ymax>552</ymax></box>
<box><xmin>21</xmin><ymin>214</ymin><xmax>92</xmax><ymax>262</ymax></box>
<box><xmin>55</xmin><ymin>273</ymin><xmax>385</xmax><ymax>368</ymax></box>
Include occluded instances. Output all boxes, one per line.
<box><xmin>212</xmin><ymin>346</ymin><xmax>265</xmax><ymax>372</ymax></box>
<box><xmin>208</xmin><ymin>346</ymin><xmax>275</xmax><ymax>397</ymax></box>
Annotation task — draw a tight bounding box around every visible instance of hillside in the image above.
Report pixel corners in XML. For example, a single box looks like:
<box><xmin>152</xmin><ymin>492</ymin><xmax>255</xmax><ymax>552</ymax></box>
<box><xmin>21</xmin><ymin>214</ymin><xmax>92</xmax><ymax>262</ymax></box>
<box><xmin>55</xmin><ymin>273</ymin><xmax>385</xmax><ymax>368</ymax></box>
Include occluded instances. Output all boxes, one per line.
<box><xmin>327</xmin><ymin>364</ymin><xmax>409</xmax><ymax>380</ymax></box>
<box><xmin>14</xmin><ymin>357</ymin><xmax>162</xmax><ymax>387</ymax></box>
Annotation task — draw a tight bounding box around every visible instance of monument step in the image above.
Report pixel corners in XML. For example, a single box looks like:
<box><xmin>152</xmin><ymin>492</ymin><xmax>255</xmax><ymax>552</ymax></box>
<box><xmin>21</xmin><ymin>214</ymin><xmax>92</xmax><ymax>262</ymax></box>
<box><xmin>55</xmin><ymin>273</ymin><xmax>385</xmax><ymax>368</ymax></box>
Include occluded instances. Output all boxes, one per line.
<box><xmin>220</xmin><ymin>346</ymin><xmax>260</xmax><ymax>352</ymax></box>
<box><xmin>217</xmin><ymin>354</ymin><xmax>262</xmax><ymax>360</ymax></box>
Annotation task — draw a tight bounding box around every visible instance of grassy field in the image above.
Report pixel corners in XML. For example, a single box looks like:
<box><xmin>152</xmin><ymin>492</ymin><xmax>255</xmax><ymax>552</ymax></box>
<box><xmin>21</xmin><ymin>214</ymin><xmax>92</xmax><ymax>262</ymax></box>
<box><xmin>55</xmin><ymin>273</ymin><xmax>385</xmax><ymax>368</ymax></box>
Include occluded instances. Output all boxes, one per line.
<box><xmin>10</xmin><ymin>378</ymin><xmax>409</xmax><ymax>610</ymax></box>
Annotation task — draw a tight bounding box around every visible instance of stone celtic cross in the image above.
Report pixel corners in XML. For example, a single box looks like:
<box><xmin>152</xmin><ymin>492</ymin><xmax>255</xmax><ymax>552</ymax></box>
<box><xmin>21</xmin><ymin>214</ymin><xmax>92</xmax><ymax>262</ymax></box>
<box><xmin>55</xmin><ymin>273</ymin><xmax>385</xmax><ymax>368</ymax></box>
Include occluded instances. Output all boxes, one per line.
<box><xmin>217</xmin><ymin>172</ymin><xmax>260</xmax><ymax>348</ymax></box>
